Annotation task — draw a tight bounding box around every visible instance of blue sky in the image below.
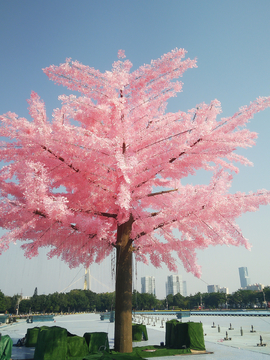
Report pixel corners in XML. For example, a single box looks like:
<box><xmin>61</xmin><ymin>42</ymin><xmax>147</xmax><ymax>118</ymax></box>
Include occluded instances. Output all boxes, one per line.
<box><xmin>0</xmin><ymin>0</ymin><xmax>270</xmax><ymax>298</ymax></box>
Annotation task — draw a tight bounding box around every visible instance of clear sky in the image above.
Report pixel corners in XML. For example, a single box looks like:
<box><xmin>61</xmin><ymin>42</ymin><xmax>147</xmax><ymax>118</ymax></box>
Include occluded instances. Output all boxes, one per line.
<box><xmin>0</xmin><ymin>0</ymin><xmax>269</xmax><ymax>299</ymax></box>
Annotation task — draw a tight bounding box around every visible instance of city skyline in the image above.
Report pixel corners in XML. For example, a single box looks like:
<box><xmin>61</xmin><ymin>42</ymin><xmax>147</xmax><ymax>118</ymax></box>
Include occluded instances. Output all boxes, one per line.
<box><xmin>0</xmin><ymin>256</ymin><xmax>269</xmax><ymax>298</ymax></box>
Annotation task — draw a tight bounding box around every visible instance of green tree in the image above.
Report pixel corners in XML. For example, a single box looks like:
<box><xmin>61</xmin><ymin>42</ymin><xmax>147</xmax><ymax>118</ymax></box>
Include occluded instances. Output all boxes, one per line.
<box><xmin>98</xmin><ymin>293</ymin><xmax>114</xmax><ymax>312</ymax></box>
<box><xmin>8</xmin><ymin>294</ymin><xmax>22</xmax><ymax>314</ymax></box>
<box><xmin>173</xmin><ymin>293</ymin><xmax>186</xmax><ymax>309</ymax></box>
<box><xmin>57</xmin><ymin>292</ymin><xmax>68</xmax><ymax>313</ymax></box>
<box><xmin>67</xmin><ymin>290</ymin><xmax>89</xmax><ymax>312</ymax></box>
<box><xmin>187</xmin><ymin>293</ymin><xmax>202</xmax><ymax>309</ymax></box>
<box><xmin>140</xmin><ymin>293</ymin><xmax>157</xmax><ymax>310</ymax></box>
<box><xmin>204</xmin><ymin>292</ymin><xmax>226</xmax><ymax>309</ymax></box>
<box><xmin>155</xmin><ymin>299</ymin><xmax>164</xmax><ymax>310</ymax></box>
<box><xmin>4</xmin><ymin>296</ymin><xmax>11</xmax><ymax>314</ymax></box>
<box><xmin>84</xmin><ymin>290</ymin><xmax>97</xmax><ymax>312</ymax></box>
<box><xmin>132</xmin><ymin>290</ymin><xmax>140</xmax><ymax>310</ymax></box>
<box><xmin>47</xmin><ymin>292</ymin><xmax>62</xmax><ymax>313</ymax></box>
<box><xmin>19</xmin><ymin>299</ymin><xmax>31</xmax><ymax>314</ymax></box>
<box><xmin>229</xmin><ymin>290</ymin><xmax>244</xmax><ymax>308</ymax></box>
<box><xmin>166</xmin><ymin>294</ymin><xmax>174</xmax><ymax>310</ymax></box>
<box><xmin>0</xmin><ymin>290</ymin><xmax>7</xmax><ymax>312</ymax></box>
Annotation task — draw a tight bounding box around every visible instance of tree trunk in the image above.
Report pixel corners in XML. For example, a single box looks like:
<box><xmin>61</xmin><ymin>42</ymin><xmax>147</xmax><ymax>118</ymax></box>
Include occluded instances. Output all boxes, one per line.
<box><xmin>114</xmin><ymin>215</ymin><xmax>133</xmax><ymax>353</ymax></box>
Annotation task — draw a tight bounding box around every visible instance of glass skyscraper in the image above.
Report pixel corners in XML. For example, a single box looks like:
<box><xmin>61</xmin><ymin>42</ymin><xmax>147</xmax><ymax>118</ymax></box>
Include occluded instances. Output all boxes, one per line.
<box><xmin>141</xmin><ymin>276</ymin><xmax>156</xmax><ymax>295</ymax></box>
<box><xmin>166</xmin><ymin>275</ymin><xmax>186</xmax><ymax>296</ymax></box>
<box><xmin>238</xmin><ymin>267</ymin><xmax>251</xmax><ymax>288</ymax></box>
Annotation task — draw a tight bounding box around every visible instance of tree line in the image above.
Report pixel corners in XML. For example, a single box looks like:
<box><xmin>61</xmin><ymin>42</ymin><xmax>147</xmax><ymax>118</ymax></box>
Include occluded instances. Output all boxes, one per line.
<box><xmin>1</xmin><ymin>287</ymin><xmax>270</xmax><ymax>315</ymax></box>
<box><xmin>167</xmin><ymin>288</ymin><xmax>270</xmax><ymax>310</ymax></box>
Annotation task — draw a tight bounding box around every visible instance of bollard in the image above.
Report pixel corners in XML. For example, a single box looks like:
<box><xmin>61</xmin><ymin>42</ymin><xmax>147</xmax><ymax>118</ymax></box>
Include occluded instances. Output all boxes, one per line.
<box><xmin>224</xmin><ymin>331</ymin><xmax>231</xmax><ymax>341</ymax></box>
<box><xmin>160</xmin><ymin>320</ymin><xmax>164</xmax><ymax>328</ymax></box>
<box><xmin>257</xmin><ymin>335</ymin><xmax>266</xmax><ymax>347</ymax></box>
<box><xmin>250</xmin><ymin>325</ymin><xmax>256</xmax><ymax>333</ymax></box>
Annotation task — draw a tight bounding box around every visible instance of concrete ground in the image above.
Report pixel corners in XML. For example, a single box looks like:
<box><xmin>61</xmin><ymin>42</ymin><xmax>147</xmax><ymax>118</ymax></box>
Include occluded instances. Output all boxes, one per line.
<box><xmin>1</xmin><ymin>313</ymin><xmax>270</xmax><ymax>359</ymax></box>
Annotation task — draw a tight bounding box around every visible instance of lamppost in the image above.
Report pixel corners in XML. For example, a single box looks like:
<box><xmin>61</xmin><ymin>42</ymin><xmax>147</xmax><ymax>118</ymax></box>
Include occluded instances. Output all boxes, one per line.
<box><xmin>262</xmin><ymin>291</ymin><xmax>267</xmax><ymax>309</ymax></box>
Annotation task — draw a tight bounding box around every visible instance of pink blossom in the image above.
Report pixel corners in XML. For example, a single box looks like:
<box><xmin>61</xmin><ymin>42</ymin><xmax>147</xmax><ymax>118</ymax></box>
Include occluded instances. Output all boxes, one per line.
<box><xmin>118</xmin><ymin>49</ymin><xmax>126</xmax><ymax>59</ymax></box>
<box><xmin>0</xmin><ymin>49</ymin><xmax>270</xmax><ymax>277</ymax></box>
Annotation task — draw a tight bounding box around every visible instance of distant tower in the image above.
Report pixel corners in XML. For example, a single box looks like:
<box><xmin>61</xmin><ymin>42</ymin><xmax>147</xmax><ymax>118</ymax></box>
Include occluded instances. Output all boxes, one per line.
<box><xmin>166</xmin><ymin>275</ymin><xmax>183</xmax><ymax>296</ymax></box>
<box><xmin>141</xmin><ymin>276</ymin><xmax>156</xmax><ymax>295</ymax></box>
<box><xmin>84</xmin><ymin>268</ymin><xmax>91</xmax><ymax>290</ymax></box>
<box><xmin>182</xmin><ymin>281</ymin><xmax>187</xmax><ymax>297</ymax></box>
<box><xmin>238</xmin><ymin>267</ymin><xmax>251</xmax><ymax>288</ymax></box>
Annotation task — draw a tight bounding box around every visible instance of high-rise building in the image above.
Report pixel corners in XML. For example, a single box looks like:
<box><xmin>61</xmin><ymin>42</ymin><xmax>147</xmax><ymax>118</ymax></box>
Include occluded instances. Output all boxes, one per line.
<box><xmin>219</xmin><ymin>287</ymin><xmax>229</xmax><ymax>294</ymax></box>
<box><xmin>182</xmin><ymin>281</ymin><xmax>187</xmax><ymax>297</ymax></box>
<box><xmin>141</xmin><ymin>276</ymin><xmax>156</xmax><ymax>295</ymax></box>
<box><xmin>207</xmin><ymin>285</ymin><xmax>229</xmax><ymax>294</ymax></box>
<box><xmin>166</xmin><ymin>275</ymin><xmax>185</xmax><ymax>296</ymax></box>
<box><xmin>207</xmin><ymin>285</ymin><xmax>220</xmax><ymax>293</ymax></box>
<box><xmin>245</xmin><ymin>284</ymin><xmax>264</xmax><ymax>291</ymax></box>
<box><xmin>238</xmin><ymin>267</ymin><xmax>251</xmax><ymax>288</ymax></box>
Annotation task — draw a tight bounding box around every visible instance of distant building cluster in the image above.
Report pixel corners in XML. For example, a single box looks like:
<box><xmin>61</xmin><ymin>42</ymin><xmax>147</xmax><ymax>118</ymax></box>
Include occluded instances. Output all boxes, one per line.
<box><xmin>141</xmin><ymin>274</ymin><xmax>187</xmax><ymax>297</ymax></box>
<box><xmin>140</xmin><ymin>266</ymin><xmax>264</xmax><ymax>298</ymax></box>
<box><xmin>206</xmin><ymin>267</ymin><xmax>265</xmax><ymax>295</ymax></box>
<box><xmin>207</xmin><ymin>285</ymin><xmax>229</xmax><ymax>294</ymax></box>
<box><xmin>238</xmin><ymin>267</ymin><xmax>264</xmax><ymax>291</ymax></box>
<box><xmin>244</xmin><ymin>284</ymin><xmax>264</xmax><ymax>291</ymax></box>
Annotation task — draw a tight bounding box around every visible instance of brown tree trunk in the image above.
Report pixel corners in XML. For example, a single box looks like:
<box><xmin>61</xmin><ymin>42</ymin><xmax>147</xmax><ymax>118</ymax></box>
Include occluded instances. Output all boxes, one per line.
<box><xmin>114</xmin><ymin>215</ymin><xmax>133</xmax><ymax>353</ymax></box>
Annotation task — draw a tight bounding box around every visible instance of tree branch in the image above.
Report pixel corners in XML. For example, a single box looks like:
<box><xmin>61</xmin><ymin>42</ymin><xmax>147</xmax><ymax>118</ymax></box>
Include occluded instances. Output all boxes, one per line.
<box><xmin>41</xmin><ymin>145</ymin><xmax>79</xmax><ymax>172</ymax></box>
<box><xmin>169</xmin><ymin>138</ymin><xmax>202</xmax><ymax>163</ymax></box>
<box><xmin>133</xmin><ymin>203</ymin><xmax>207</xmax><ymax>241</ymax></box>
<box><xmin>83</xmin><ymin>209</ymin><xmax>117</xmax><ymax>219</ymax></box>
<box><xmin>147</xmin><ymin>188</ymin><xmax>178</xmax><ymax>197</ymax></box>
<box><xmin>41</xmin><ymin>144</ymin><xmax>115</xmax><ymax>195</ymax></box>
<box><xmin>136</xmin><ymin>129</ymin><xmax>192</xmax><ymax>153</ymax></box>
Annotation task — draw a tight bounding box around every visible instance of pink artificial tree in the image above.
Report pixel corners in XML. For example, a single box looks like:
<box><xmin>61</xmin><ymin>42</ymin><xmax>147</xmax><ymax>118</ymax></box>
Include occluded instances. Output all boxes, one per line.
<box><xmin>0</xmin><ymin>48</ymin><xmax>270</xmax><ymax>352</ymax></box>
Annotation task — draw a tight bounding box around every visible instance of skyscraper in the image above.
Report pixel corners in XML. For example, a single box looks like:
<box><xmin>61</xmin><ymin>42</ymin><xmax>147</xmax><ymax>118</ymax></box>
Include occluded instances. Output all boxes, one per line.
<box><xmin>207</xmin><ymin>285</ymin><xmax>220</xmax><ymax>293</ymax></box>
<box><xmin>238</xmin><ymin>267</ymin><xmax>251</xmax><ymax>288</ymax></box>
<box><xmin>182</xmin><ymin>281</ymin><xmax>187</xmax><ymax>297</ymax></box>
<box><xmin>141</xmin><ymin>276</ymin><xmax>156</xmax><ymax>295</ymax></box>
<box><xmin>166</xmin><ymin>275</ymin><xmax>184</xmax><ymax>296</ymax></box>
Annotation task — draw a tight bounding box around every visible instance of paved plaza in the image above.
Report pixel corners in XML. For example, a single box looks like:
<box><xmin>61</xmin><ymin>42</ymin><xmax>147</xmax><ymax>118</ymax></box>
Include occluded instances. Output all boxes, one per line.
<box><xmin>1</xmin><ymin>313</ymin><xmax>270</xmax><ymax>359</ymax></box>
